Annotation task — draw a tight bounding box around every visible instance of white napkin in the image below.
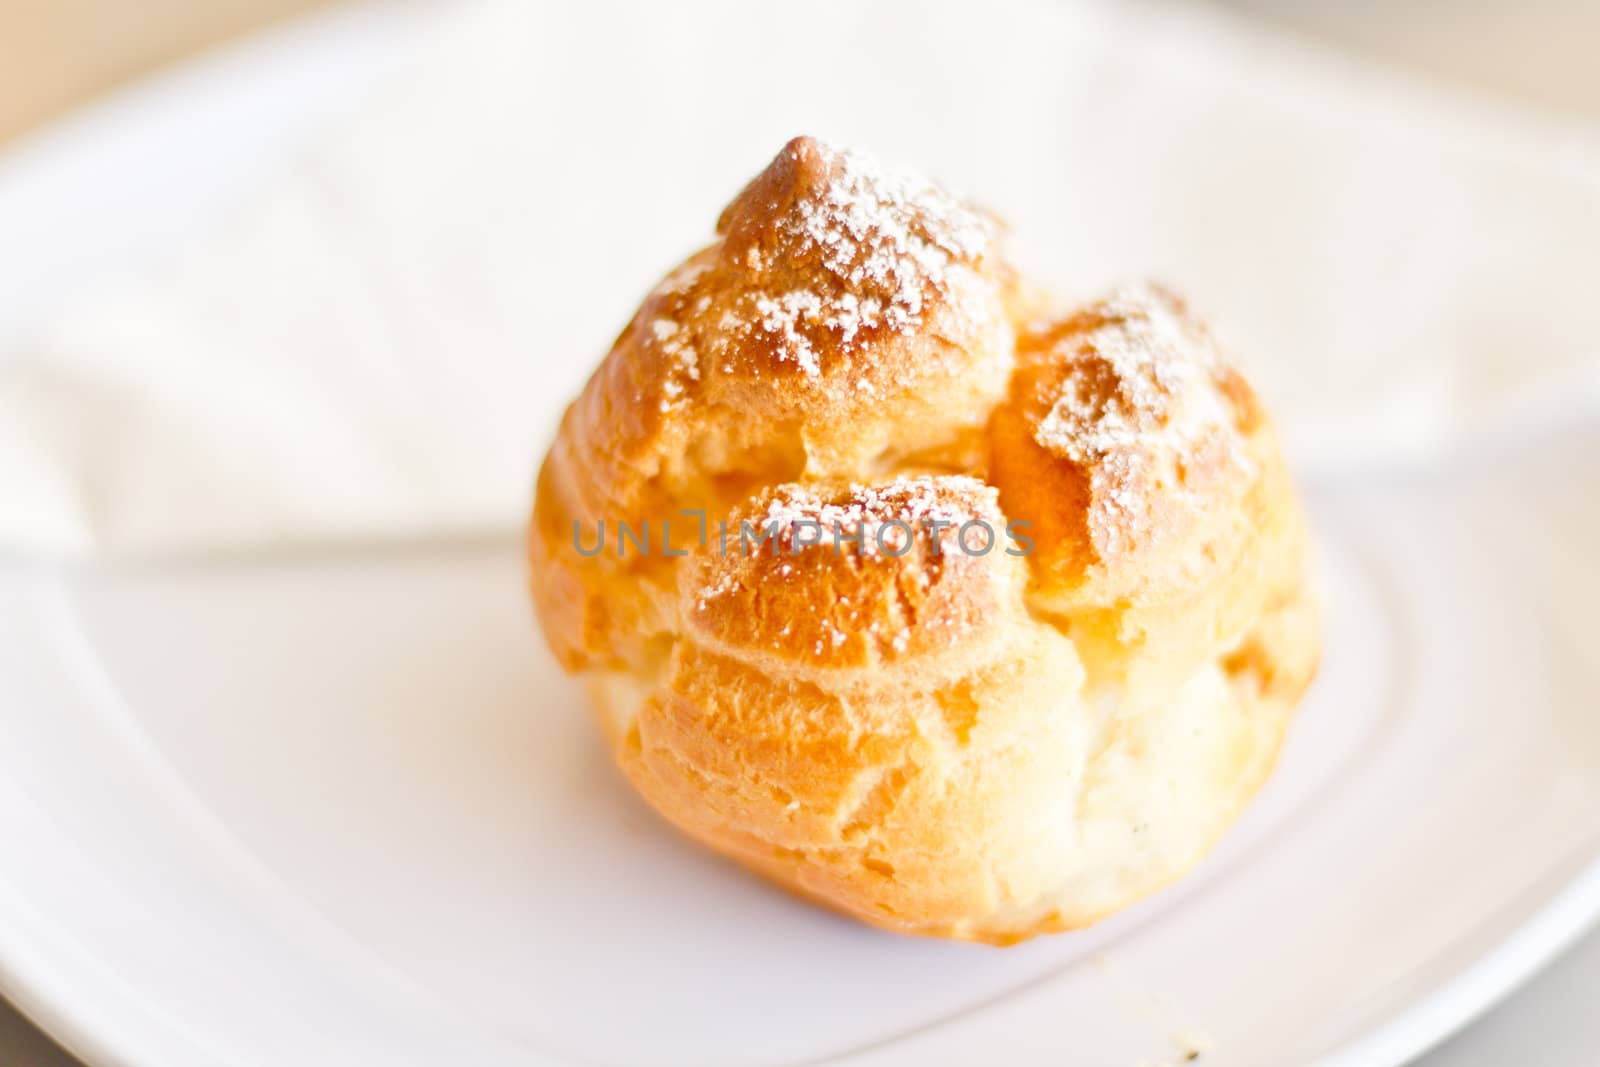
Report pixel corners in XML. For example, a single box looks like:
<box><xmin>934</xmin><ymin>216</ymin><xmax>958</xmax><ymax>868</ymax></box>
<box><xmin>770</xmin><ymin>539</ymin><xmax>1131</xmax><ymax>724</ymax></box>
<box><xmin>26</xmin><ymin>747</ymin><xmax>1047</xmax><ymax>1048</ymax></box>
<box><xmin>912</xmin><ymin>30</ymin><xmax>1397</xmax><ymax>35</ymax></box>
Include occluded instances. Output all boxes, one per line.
<box><xmin>3</xmin><ymin>0</ymin><xmax>1598</xmax><ymax>557</ymax></box>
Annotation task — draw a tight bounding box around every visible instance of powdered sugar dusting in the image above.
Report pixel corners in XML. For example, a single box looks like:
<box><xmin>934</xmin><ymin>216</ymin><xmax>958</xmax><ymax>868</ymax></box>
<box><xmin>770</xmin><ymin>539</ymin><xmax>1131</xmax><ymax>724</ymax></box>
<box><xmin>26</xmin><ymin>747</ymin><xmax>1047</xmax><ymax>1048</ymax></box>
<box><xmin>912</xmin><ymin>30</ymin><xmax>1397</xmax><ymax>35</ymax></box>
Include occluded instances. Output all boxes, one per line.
<box><xmin>731</xmin><ymin>139</ymin><xmax>992</xmax><ymax>378</ymax></box>
<box><xmin>758</xmin><ymin>475</ymin><xmax>995</xmax><ymax>558</ymax></box>
<box><xmin>649</xmin><ymin>318</ymin><xmax>701</xmax><ymax>413</ymax></box>
<box><xmin>695</xmin><ymin>568</ymin><xmax>738</xmax><ymax>612</ymax></box>
<box><xmin>693</xmin><ymin>476</ymin><xmax>1000</xmax><ymax>659</ymax></box>
<box><xmin>1032</xmin><ymin>284</ymin><xmax>1250</xmax><ymax>552</ymax></box>
<box><xmin>657</xmin><ymin>260</ymin><xmax>710</xmax><ymax>296</ymax></box>
<box><xmin>786</xmin><ymin>141</ymin><xmax>988</xmax><ymax>304</ymax></box>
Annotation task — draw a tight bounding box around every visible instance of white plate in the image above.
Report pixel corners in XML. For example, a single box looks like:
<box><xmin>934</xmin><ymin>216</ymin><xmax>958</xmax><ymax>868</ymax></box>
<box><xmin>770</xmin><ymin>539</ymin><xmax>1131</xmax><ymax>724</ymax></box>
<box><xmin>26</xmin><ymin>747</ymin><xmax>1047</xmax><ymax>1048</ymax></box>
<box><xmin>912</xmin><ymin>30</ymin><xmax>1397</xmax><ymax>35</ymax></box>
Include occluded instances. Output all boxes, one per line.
<box><xmin>3</xmin><ymin>6</ymin><xmax>1600</xmax><ymax>1067</ymax></box>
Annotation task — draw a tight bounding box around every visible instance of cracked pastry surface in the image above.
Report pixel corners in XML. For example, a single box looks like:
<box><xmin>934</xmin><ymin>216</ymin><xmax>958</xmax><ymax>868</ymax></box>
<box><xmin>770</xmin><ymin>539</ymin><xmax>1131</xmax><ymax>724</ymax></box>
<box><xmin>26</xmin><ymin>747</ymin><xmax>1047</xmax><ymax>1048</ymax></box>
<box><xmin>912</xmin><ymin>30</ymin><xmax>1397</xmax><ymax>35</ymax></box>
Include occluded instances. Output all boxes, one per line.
<box><xmin>529</xmin><ymin>136</ymin><xmax>1318</xmax><ymax>944</ymax></box>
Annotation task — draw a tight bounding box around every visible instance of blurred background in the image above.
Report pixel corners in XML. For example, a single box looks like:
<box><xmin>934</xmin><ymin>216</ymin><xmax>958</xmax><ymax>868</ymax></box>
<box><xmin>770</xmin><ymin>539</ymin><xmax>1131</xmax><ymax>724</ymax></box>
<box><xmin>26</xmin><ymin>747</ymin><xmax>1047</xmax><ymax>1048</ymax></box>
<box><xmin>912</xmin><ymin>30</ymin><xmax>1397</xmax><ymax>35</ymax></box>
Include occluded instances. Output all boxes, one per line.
<box><xmin>5</xmin><ymin>0</ymin><xmax>1600</xmax><ymax>146</ymax></box>
<box><xmin>0</xmin><ymin>0</ymin><xmax>326</xmax><ymax>144</ymax></box>
<box><xmin>0</xmin><ymin>0</ymin><xmax>1596</xmax><ymax>1064</ymax></box>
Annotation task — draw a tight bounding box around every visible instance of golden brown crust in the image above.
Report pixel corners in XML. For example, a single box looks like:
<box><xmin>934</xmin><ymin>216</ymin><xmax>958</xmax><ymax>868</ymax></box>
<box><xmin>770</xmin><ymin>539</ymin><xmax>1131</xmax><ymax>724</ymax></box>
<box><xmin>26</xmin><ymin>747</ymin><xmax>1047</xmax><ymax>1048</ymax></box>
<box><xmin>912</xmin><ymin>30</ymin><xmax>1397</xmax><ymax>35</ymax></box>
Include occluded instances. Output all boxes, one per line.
<box><xmin>988</xmin><ymin>284</ymin><xmax>1307</xmax><ymax>686</ymax></box>
<box><xmin>528</xmin><ymin>137</ymin><xmax>1320</xmax><ymax>943</ymax></box>
<box><xmin>531</xmin><ymin>137</ymin><xmax>1015</xmax><ymax>673</ymax></box>
<box><xmin>683</xmin><ymin>477</ymin><xmax>1024</xmax><ymax>676</ymax></box>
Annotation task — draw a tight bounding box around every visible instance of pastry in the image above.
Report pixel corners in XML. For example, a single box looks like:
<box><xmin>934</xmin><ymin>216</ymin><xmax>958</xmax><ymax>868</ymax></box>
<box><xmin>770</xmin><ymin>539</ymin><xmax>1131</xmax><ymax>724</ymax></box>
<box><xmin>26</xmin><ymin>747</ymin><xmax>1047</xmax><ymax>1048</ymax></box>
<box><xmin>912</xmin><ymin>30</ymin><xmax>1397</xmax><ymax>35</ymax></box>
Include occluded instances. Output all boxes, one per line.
<box><xmin>528</xmin><ymin>136</ymin><xmax>1318</xmax><ymax>944</ymax></box>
